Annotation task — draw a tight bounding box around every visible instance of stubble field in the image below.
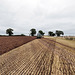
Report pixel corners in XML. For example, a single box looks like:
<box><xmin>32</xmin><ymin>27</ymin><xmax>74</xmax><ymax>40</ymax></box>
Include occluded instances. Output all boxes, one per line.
<box><xmin>0</xmin><ymin>37</ymin><xmax>75</xmax><ymax>75</ymax></box>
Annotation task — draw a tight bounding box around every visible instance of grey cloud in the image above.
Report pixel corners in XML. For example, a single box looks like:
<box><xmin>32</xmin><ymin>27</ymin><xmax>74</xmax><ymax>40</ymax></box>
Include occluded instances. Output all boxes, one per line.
<box><xmin>0</xmin><ymin>0</ymin><xmax>75</xmax><ymax>36</ymax></box>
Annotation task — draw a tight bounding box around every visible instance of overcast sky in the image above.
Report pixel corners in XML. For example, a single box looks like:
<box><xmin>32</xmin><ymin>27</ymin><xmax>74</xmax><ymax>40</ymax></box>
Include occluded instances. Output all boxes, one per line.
<box><xmin>0</xmin><ymin>0</ymin><xmax>75</xmax><ymax>36</ymax></box>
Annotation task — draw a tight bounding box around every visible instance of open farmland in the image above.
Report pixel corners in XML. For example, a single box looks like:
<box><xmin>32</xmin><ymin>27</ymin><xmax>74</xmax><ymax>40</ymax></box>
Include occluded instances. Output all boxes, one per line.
<box><xmin>0</xmin><ymin>36</ymin><xmax>36</xmax><ymax>55</ymax></box>
<box><xmin>0</xmin><ymin>38</ymin><xmax>75</xmax><ymax>75</ymax></box>
<box><xmin>44</xmin><ymin>36</ymin><xmax>75</xmax><ymax>48</ymax></box>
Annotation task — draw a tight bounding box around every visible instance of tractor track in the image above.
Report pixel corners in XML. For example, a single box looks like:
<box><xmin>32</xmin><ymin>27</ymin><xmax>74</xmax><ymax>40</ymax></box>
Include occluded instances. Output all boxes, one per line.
<box><xmin>0</xmin><ymin>38</ymin><xmax>75</xmax><ymax>75</ymax></box>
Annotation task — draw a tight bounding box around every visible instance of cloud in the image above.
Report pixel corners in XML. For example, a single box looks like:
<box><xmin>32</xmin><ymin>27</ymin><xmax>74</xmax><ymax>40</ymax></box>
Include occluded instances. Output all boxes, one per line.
<box><xmin>0</xmin><ymin>0</ymin><xmax>75</xmax><ymax>35</ymax></box>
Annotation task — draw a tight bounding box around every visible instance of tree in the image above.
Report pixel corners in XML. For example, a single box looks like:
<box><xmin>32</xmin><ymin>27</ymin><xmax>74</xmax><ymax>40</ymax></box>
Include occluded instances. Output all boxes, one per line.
<box><xmin>6</xmin><ymin>28</ymin><xmax>14</xmax><ymax>36</ymax></box>
<box><xmin>55</xmin><ymin>30</ymin><xmax>64</xmax><ymax>36</ymax></box>
<box><xmin>48</xmin><ymin>31</ymin><xmax>55</xmax><ymax>36</ymax></box>
<box><xmin>30</xmin><ymin>28</ymin><xmax>36</xmax><ymax>36</ymax></box>
<box><xmin>48</xmin><ymin>31</ymin><xmax>53</xmax><ymax>36</ymax></box>
<box><xmin>39</xmin><ymin>30</ymin><xmax>45</xmax><ymax>36</ymax></box>
<box><xmin>51</xmin><ymin>33</ymin><xmax>55</xmax><ymax>36</ymax></box>
<box><xmin>21</xmin><ymin>34</ymin><xmax>25</xmax><ymax>36</ymax></box>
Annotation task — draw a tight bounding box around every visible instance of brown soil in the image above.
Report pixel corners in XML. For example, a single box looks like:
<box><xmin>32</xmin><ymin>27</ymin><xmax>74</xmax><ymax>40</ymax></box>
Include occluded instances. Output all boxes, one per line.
<box><xmin>0</xmin><ymin>36</ymin><xmax>36</xmax><ymax>55</ymax></box>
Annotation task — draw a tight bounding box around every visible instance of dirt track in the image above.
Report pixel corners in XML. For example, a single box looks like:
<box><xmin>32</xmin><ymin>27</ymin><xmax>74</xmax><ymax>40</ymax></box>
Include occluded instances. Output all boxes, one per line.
<box><xmin>0</xmin><ymin>38</ymin><xmax>75</xmax><ymax>75</ymax></box>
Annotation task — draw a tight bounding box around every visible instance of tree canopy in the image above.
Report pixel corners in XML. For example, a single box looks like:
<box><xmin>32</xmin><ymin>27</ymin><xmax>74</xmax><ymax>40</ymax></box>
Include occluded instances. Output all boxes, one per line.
<box><xmin>55</xmin><ymin>30</ymin><xmax>64</xmax><ymax>36</ymax></box>
<box><xmin>48</xmin><ymin>31</ymin><xmax>55</xmax><ymax>36</ymax></box>
<box><xmin>39</xmin><ymin>30</ymin><xmax>45</xmax><ymax>36</ymax></box>
<box><xmin>6</xmin><ymin>28</ymin><xmax>14</xmax><ymax>36</ymax></box>
<box><xmin>21</xmin><ymin>34</ymin><xmax>25</xmax><ymax>36</ymax></box>
<box><xmin>30</xmin><ymin>28</ymin><xmax>36</xmax><ymax>36</ymax></box>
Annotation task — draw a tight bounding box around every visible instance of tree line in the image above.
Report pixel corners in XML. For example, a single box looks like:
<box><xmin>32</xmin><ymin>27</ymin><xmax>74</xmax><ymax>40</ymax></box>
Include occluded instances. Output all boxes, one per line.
<box><xmin>5</xmin><ymin>28</ymin><xmax>64</xmax><ymax>36</ymax></box>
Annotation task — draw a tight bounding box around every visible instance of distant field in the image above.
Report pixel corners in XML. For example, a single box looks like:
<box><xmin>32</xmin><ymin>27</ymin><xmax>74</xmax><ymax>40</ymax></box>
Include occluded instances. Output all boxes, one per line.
<box><xmin>0</xmin><ymin>36</ymin><xmax>36</xmax><ymax>55</ymax></box>
<box><xmin>44</xmin><ymin>36</ymin><xmax>75</xmax><ymax>49</ymax></box>
<box><xmin>56</xmin><ymin>37</ymin><xmax>75</xmax><ymax>48</ymax></box>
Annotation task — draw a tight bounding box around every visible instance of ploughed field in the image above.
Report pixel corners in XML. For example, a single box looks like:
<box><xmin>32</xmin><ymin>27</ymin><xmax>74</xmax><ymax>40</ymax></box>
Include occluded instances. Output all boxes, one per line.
<box><xmin>0</xmin><ymin>38</ymin><xmax>75</xmax><ymax>75</ymax></box>
<box><xmin>0</xmin><ymin>36</ymin><xmax>36</xmax><ymax>55</ymax></box>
